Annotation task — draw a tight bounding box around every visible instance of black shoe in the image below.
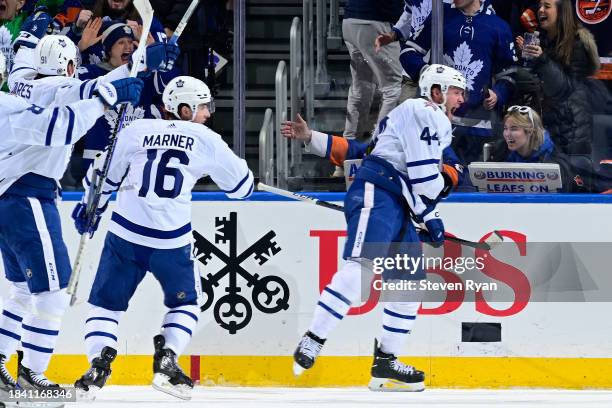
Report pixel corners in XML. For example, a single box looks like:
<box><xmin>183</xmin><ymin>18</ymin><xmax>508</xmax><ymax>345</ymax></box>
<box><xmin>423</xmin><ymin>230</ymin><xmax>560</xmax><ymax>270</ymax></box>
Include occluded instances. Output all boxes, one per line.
<box><xmin>152</xmin><ymin>335</ymin><xmax>193</xmax><ymax>400</ymax></box>
<box><xmin>17</xmin><ymin>362</ymin><xmax>61</xmax><ymax>391</ymax></box>
<box><xmin>293</xmin><ymin>331</ymin><xmax>326</xmax><ymax>376</ymax></box>
<box><xmin>75</xmin><ymin>346</ymin><xmax>117</xmax><ymax>399</ymax></box>
<box><xmin>368</xmin><ymin>339</ymin><xmax>425</xmax><ymax>392</ymax></box>
<box><xmin>0</xmin><ymin>353</ymin><xmax>16</xmax><ymax>393</ymax></box>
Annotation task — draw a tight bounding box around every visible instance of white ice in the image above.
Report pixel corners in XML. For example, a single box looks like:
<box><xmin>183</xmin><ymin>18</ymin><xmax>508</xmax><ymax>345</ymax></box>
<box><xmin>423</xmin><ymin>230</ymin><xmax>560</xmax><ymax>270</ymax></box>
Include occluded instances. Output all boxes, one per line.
<box><xmin>64</xmin><ymin>386</ymin><xmax>612</xmax><ymax>408</ymax></box>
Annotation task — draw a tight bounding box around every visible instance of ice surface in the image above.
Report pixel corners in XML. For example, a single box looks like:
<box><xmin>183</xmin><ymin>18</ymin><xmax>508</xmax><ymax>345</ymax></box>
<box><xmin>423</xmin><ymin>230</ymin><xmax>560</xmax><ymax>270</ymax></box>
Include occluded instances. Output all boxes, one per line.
<box><xmin>64</xmin><ymin>386</ymin><xmax>612</xmax><ymax>408</ymax></box>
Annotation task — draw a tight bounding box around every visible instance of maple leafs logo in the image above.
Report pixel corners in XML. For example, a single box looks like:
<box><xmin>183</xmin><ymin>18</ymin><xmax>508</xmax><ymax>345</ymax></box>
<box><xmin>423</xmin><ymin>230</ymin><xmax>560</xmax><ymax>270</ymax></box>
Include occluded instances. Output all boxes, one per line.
<box><xmin>411</xmin><ymin>0</ymin><xmax>432</xmax><ymax>40</ymax></box>
<box><xmin>104</xmin><ymin>104</ymin><xmax>145</xmax><ymax>129</ymax></box>
<box><xmin>444</xmin><ymin>42</ymin><xmax>483</xmax><ymax>91</ymax></box>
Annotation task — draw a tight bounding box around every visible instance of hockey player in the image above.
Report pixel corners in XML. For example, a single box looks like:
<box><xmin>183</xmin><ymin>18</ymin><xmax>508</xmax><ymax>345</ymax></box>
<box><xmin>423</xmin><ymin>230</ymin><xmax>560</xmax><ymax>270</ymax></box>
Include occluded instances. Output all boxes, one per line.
<box><xmin>292</xmin><ymin>64</ymin><xmax>466</xmax><ymax>392</ymax></box>
<box><xmin>0</xmin><ymin>48</ymin><xmax>144</xmax><ymax>392</ymax></box>
<box><xmin>72</xmin><ymin>76</ymin><xmax>253</xmax><ymax>401</ymax></box>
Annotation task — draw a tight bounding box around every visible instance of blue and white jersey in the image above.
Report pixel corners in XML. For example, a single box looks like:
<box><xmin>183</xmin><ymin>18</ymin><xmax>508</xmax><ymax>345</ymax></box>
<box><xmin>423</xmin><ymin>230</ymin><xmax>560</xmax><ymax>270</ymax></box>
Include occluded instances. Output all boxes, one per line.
<box><xmin>0</xmin><ymin>93</ymin><xmax>105</xmax><ymax>195</ymax></box>
<box><xmin>400</xmin><ymin>1</ymin><xmax>515</xmax><ymax>136</ymax></box>
<box><xmin>77</xmin><ymin>63</ymin><xmax>177</xmax><ymax>166</ymax></box>
<box><xmin>8</xmin><ymin>47</ymin><xmax>130</xmax><ymax>107</ymax></box>
<box><xmin>84</xmin><ymin>119</ymin><xmax>254</xmax><ymax>249</ymax></box>
<box><xmin>368</xmin><ymin>98</ymin><xmax>452</xmax><ymax>214</ymax></box>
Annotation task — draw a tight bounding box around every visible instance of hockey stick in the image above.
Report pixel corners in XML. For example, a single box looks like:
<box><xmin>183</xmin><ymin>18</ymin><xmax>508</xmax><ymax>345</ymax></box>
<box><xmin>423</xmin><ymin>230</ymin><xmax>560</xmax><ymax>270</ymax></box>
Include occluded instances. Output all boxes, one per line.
<box><xmin>67</xmin><ymin>0</ymin><xmax>154</xmax><ymax>306</ymax></box>
<box><xmin>258</xmin><ymin>183</ymin><xmax>503</xmax><ymax>250</ymax></box>
<box><xmin>168</xmin><ymin>0</ymin><xmax>200</xmax><ymax>45</ymax></box>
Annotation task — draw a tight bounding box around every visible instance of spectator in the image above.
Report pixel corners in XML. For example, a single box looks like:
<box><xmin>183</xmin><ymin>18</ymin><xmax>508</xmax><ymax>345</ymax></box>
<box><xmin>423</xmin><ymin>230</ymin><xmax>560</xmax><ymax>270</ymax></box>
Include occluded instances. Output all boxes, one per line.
<box><xmin>399</xmin><ymin>0</ymin><xmax>517</xmax><ymax>164</ymax></box>
<box><xmin>520</xmin><ymin>0</ymin><xmax>600</xmax><ymax>155</ymax></box>
<box><xmin>72</xmin><ymin>0</ymin><xmax>166</xmax><ymax>64</ymax></box>
<box><xmin>337</xmin><ymin>0</ymin><xmax>404</xmax><ymax>176</ymax></box>
<box><xmin>490</xmin><ymin>105</ymin><xmax>589</xmax><ymax>192</ymax></box>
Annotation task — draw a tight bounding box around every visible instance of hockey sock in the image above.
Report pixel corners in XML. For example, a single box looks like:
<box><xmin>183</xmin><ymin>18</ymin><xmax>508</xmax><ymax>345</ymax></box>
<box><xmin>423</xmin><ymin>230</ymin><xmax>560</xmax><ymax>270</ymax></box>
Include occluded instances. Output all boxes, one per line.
<box><xmin>0</xmin><ymin>282</ymin><xmax>31</xmax><ymax>360</ymax></box>
<box><xmin>378</xmin><ymin>301</ymin><xmax>419</xmax><ymax>356</ymax></box>
<box><xmin>84</xmin><ymin>305</ymin><xmax>122</xmax><ymax>362</ymax></box>
<box><xmin>21</xmin><ymin>289</ymin><xmax>70</xmax><ymax>373</ymax></box>
<box><xmin>160</xmin><ymin>305</ymin><xmax>199</xmax><ymax>356</ymax></box>
<box><xmin>308</xmin><ymin>260</ymin><xmax>363</xmax><ymax>339</ymax></box>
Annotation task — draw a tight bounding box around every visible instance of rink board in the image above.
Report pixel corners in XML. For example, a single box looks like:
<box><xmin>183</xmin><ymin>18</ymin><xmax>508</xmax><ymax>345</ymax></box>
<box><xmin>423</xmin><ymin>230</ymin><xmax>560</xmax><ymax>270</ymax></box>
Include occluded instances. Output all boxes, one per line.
<box><xmin>1</xmin><ymin>193</ymin><xmax>612</xmax><ymax>388</ymax></box>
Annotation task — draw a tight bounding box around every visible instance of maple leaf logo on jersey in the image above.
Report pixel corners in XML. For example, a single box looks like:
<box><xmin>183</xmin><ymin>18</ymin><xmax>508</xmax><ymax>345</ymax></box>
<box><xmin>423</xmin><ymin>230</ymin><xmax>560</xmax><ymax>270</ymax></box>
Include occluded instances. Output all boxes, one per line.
<box><xmin>411</xmin><ymin>0</ymin><xmax>432</xmax><ymax>40</ymax></box>
<box><xmin>444</xmin><ymin>42</ymin><xmax>483</xmax><ymax>91</ymax></box>
<box><xmin>0</xmin><ymin>27</ymin><xmax>14</xmax><ymax>70</ymax></box>
<box><xmin>104</xmin><ymin>104</ymin><xmax>145</xmax><ymax>129</ymax></box>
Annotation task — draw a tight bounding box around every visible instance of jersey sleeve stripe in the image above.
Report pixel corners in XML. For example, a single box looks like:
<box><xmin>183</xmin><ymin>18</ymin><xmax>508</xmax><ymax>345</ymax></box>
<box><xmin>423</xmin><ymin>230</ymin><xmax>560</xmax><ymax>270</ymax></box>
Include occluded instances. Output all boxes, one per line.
<box><xmin>406</xmin><ymin>158</ymin><xmax>439</xmax><ymax>167</ymax></box>
<box><xmin>239</xmin><ymin>181</ymin><xmax>254</xmax><ymax>199</ymax></box>
<box><xmin>410</xmin><ymin>173</ymin><xmax>439</xmax><ymax>184</ymax></box>
<box><xmin>9</xmin><ymin>66</ymin><xmax>36</xmax><ymax>75</ymax></box>
<box><xmin>111</xmin><ymin>212</ymin><xmax>192</xmax><ymax>239</ymax></box>
<box><xmin>65</xmin><ymin>106</ymin><xmax>75</xmax><ymax>144</ymax></box>
<box><xmin>79</xmin><ymin>81</ymin><xmax>88</xmax><ymax>100</ymax></box>
<box><xmin>223</xmin><ymin>171</ymin><xmax>250</xmax><ymax>194</ymax></box>
<box><xmin>44</xmin><ymin>107</ymin><xmax>59</xmax><ymax>146</ymax></box>
<box><xmin>105</xmin><ymin>178</ymin><xmax>122</xmax><ymax>188</ymax></box>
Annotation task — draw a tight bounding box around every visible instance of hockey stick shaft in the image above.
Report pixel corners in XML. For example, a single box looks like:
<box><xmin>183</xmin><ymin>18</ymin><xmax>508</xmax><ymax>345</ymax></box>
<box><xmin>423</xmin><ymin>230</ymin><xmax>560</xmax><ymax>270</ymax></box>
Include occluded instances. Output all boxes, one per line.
<box><xmin>169</xmin><ymin>0</ymin><xmax>200</xmax><ymax>45</ymax></box>
<box><xmin>67</xmin><ymin>0</ymin><xmax>154</xmax><ymax>305</ymax></box>
<box><xmin>257</xmin><ymin>183</ymin><xmax>495</xmax><ymax>250</ymax></box>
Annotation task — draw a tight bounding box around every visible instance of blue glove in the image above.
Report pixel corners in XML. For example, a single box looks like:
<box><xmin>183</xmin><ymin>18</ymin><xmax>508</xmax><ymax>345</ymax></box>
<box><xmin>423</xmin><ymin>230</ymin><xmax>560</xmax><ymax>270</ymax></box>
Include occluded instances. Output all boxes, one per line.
<box><xmin>162</xmin><ymin>42</ymin><xmax>180</xmax><ymax>72</ymax></box>
<box><xmin>418</xmin><ymin>212</ymin><xmax>445</xmax><ymax>247</ymax></box>
<box><xmin>96</xmin><ymin>78</ymin><xmax>144</xmax><ymax>107</ymax></box>
<box><xmin>71</xmin><ymin>202</ymin><xmax>103</xmax><ymax>236</ymax></box>
<box><xmin>144</xmin><ymin>42</ymin><xmax>166</xmax><ymax>72</ymax></box>
<box><xmin>13</xmin><ymin>8</ymin><xmax>53</xmax><ymax>50</ymax></box>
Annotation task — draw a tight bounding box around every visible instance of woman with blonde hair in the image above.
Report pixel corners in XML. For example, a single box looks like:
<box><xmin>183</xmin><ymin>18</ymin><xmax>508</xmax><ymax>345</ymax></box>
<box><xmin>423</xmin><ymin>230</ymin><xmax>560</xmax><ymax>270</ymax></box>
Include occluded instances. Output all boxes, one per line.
<box><xmin>491</xmin><ymin>105</ymin><xmax>590</xmax><ymax>192</ymax></box>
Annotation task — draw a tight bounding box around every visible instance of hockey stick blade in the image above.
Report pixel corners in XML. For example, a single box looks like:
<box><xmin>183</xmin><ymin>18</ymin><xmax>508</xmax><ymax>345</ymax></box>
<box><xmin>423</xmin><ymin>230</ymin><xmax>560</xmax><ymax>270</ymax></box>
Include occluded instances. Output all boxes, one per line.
<box><xmin>258</xmin><ymin>183</ymin><xmax>500</xmax><ymax>250</ymax></box>
<box><xmin>169</xmin><ymin>0</ymin><xmax>200</xmax><ymax>45</ymax></box>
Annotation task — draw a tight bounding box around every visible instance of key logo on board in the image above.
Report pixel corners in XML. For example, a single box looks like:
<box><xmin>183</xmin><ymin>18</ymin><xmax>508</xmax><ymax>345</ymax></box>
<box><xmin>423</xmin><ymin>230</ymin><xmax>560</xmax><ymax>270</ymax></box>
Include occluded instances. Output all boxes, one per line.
<box><xmin>192</xmin><ymin>212</ymin><xmax>289</xmax><ymax>334</ymax></box>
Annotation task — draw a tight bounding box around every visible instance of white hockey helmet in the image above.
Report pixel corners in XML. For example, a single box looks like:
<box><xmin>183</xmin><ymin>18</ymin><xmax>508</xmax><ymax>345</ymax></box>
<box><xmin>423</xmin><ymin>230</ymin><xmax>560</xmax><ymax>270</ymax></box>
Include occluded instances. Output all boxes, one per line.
<box><xmin>35</xmin><ymin>35</ymin><xmax>79</xmax><ymax>77</ymax></box>
<box><xmin>0</xmin><ymin>52</ymin><xmax>6</xmax><ymax>89</ymax></box>
<box><xmin>419</xmin><ymin>64</ymin><xmax>466</xmax><ymax>111</ymax></box>
<box><xmin>162</xmin><ymin>76</ymin><xmax>215</xmax><ymax>119</ymax></box>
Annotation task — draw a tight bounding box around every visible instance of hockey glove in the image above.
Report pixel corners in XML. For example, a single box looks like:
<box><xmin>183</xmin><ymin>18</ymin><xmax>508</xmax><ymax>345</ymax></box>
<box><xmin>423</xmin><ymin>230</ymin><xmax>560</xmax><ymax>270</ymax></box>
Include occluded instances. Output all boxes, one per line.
<box><xmin>13</xmin><ymin>7</ymin><xmax>53</xmax><ymax>51</ymax></box>
<box><xmin>72</xmin><ymin>201</ymin><xmax>107</xmax><ymax>236</ymax></box>
<box><xmin>144</xmin><ymin>42</ymin><xmax>165</xmax><ymax>72</ymax></box>
<box><xmin>418</xmin><ymin>211</ymin><xmax>445</xmax><ymax>248</ymax></box>
<box><xmin>161</xmin><ymin>42</ymin><xmax>180</xmax><ymax>72</ymax></box>
<box><xmin>95</xmin><ymin>78</ymin><xmax>144</xmax><ymax>108</ymax></box>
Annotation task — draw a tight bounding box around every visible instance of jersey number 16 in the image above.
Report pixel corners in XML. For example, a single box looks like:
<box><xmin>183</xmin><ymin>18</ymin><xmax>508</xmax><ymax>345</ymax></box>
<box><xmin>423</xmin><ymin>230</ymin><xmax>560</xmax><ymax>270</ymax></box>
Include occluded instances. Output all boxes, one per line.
<box><xmin>139</xmin><ymin>149</ymin><xmax>189</xmax><ymax>199</ymax></box>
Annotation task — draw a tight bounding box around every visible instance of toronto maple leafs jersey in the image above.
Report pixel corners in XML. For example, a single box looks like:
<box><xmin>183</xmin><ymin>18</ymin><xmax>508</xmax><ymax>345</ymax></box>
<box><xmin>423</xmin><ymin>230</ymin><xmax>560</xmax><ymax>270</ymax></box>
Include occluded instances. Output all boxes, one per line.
<box><xmin>84</xmin><ymin>119</ymin><xmax>254</xmax><ymax>249</ymax></box>
<box><xmin>357</xmin><ymin>97</ymin><xmax>452</xmax><ymax>216</ymax></box>
<box><xmin>8</xmin><ymin>47</ymin><xmax>131</xmax><ymax>107</ymax></box>
<box><xmin>0</xmin><ymin>93</ymin><xmax>106</xmax><ymax>196</ymax></box>
<box><xmin>400</xmin><ymin>2</ymin><xmax>515</xmax><ymax>136</ymax></box>
<box><xmin>77</xmin><ymin>63</ymin><xmax>177</xmax><ymax>166</ymax></box>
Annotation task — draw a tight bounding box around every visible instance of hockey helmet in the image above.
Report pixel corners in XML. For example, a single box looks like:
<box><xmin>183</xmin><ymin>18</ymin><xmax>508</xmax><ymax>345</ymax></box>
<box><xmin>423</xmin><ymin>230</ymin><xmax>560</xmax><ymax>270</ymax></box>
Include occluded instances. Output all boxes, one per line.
<box><xmin>0</xmin><ymin>52</ymin><xmax>6</xmax><ymax>88</ymax></box>
<box><xmin>419</xmin><ymin>64</ymin><xmax>466</xmax><ymax>111</ymax></box>
<box><xmin>162</xmin><ymin>76</ymin><xmax>215</xmax><ymax>119</ymax></box>
<box><xmin>35</xmin><ymin>35</ymin><xmax>79</xmax><ymax>77</ymax></box>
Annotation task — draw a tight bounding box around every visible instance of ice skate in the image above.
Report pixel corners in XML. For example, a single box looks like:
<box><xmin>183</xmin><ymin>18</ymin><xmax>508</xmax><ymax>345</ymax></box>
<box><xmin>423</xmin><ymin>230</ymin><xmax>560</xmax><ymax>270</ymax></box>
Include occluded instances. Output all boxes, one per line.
<box><xmin>368</xmin><ymin>340</ymin><xmax>425</xmax><ymax>392</ymax></box>
<box><xmin>293</xmin><ymin>331</ymin><xmax>325</xmax><ymax>376</ymax></box>
<box><xmin>75</xmin><ymin>346</ymin><xmax>117</xmax><ymax>400</ymax></box>
<box><xmin>152</xmin><ymin>335</ymin><xmax>193</xmax><ymax>400</ymax></box>
<box><xmin>17</xmin><ymin>362</ymin><xmax>61</xmax><ymax>391</ymax></box>
<box><xmin>0</xmin><ymin>353</ymin><xmax>16</xmax><ymax>401</ymax></box>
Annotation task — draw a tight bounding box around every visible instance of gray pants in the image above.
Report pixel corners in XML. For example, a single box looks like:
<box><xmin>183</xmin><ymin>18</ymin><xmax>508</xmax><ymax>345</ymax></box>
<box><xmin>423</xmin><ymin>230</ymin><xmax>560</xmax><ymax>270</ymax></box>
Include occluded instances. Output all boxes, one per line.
<box><xmin>342</xmin><ymin>18</ymin><xmax>402</xmax><ymax>139</ymax></box>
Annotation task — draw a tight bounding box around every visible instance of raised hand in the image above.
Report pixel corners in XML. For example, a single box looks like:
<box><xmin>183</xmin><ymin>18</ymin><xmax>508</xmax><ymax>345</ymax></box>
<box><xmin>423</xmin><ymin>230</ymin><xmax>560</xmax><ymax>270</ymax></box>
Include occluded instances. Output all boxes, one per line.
<box><xmin>280</xmin><ymin>114</ymin><xmax>312</xmax><ymax>143</ymax></box>
<box><xmin>78</xmin><ymin>17</ymin><xmax>103</xmax><ymax>52</ymax></box>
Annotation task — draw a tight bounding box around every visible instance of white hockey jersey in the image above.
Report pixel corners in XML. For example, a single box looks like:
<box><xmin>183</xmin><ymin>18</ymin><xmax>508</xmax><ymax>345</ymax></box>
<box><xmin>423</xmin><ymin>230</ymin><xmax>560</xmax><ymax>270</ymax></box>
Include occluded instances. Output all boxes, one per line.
<box><xmin>370</xmin><ymin>97</ymin><xmax>452</xmax><ymax>213</ymax></box>
<box><xmin>0</xmin><ymin>93</ymin><xmax>106</xmax><ymax>195</ymax></box>
<box><xmin>8</xmin><ymin>47</ymin><xmax>129</xmax><ymax>107</ymax></box>
<box><xmin>86</xmin><ymin>119</ymin><xmax>254</xmax><ymax>249</ymax></box>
